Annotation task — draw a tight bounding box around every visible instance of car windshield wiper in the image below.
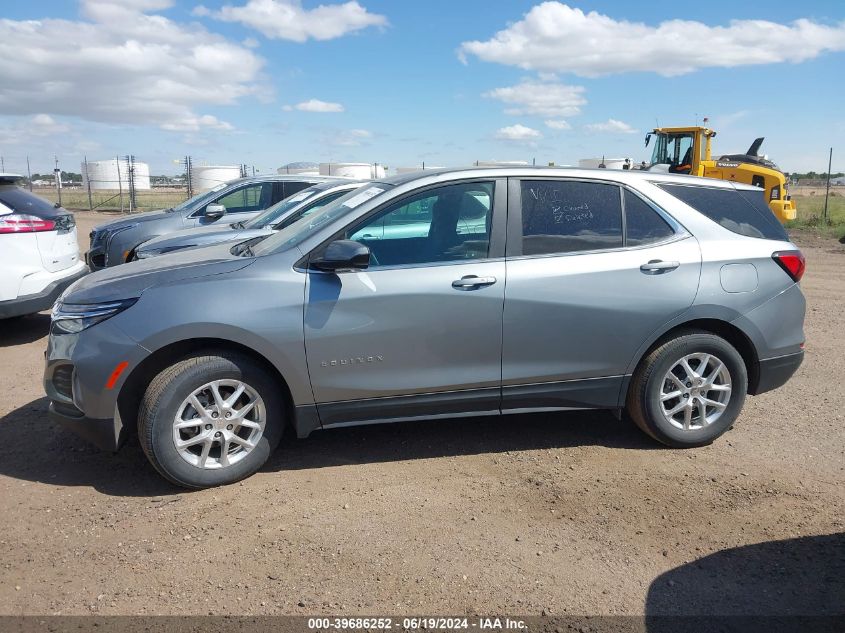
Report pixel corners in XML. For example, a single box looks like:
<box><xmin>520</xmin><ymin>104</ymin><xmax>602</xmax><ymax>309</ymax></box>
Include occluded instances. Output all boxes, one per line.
<box><xmin>231</xmin><ymin>220</ymin><xmax>245</xmax><ymax>229</ymax></box>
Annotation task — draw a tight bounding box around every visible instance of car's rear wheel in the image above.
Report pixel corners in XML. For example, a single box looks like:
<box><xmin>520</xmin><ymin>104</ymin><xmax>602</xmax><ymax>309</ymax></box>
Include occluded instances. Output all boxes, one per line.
<box><xmin>627</xmin><ymin>331</ymin><xmax>747</xmax><ymax>447</ymax></box>
<box><xmin>138</xmin><ymin>351</ymin><xmax>283</xmax><ymax>489</ymax></box>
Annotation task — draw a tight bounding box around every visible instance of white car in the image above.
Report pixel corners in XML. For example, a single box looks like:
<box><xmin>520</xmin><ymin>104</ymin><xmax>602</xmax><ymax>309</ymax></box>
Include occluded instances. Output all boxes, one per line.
<box><xmin>0</xmin><ymin>174</ymin><xmax>87</xmax><ymax>319</ymax></box>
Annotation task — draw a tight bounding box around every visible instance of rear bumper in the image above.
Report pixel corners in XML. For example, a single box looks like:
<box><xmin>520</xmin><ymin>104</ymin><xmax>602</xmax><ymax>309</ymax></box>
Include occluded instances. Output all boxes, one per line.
<box><xmin>48</xmin><ymin>401</ymin><xmax>125</xmax><ymax>452</ymax></box>
<box><xmin>750</xmin><ymin>351</ymin><xmax>804</xmax><ymax>395</ymax></box>
<box><xmin>0</xmin><ymin>266</ymin><xmax>88</xmax><ymax>319</ymax></box>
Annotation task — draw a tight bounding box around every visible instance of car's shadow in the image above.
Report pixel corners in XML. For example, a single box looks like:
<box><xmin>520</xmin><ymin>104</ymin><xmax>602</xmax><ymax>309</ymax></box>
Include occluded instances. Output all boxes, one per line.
<box><xmin>644</xmin><ymin>533</ymin><xmax>845</xmax><ymax>632</ymax></box>
<box><xmin>0</xmin><ymin>397</ymin><xmax>656</xmax><ymax>496</ymax></box>
<box><xmin>0</xmin><ymin>313</ymin><xmax>51</xmax><ymax>347</ymax></box>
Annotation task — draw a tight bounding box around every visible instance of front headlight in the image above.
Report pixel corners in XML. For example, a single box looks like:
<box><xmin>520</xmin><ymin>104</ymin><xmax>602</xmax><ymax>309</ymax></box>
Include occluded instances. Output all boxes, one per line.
<box><xmin>51</xmin><ymin>298</ymin><xmax>138</xmax><ymax>334</ymax></box>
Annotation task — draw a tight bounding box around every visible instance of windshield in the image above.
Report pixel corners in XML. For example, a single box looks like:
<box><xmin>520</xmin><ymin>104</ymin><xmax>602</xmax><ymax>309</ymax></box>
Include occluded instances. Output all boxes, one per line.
<box><xmin>250</xmin><ymin>184</ymin><xmax>393</xmax><ymax>256</ymax></box>
<box><xmin>242</xmin><ymin>188</ymin><xmax>317</xmax><ymax>229</ymax></box>
<box><xmin>650</xmin><ymin>132</ymin><xmax>695</xmax><ymax>168</ymax></box>
<box><xmin>168</xmin><ymin>183</ymin><xmax>228</xmax><ymax>212</ymax></box>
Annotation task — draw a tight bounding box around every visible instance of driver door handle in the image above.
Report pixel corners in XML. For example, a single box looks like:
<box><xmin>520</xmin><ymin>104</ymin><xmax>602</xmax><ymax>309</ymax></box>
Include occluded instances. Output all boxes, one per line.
<box><xmin>452</xmin><ymin>275</ymin><xmax>497</xmax><ymax>290</ymax></box>
<box><xmin>640</xmin><ymin>259</ymin><xmax>680</xmax><ymax>274</ymax></box>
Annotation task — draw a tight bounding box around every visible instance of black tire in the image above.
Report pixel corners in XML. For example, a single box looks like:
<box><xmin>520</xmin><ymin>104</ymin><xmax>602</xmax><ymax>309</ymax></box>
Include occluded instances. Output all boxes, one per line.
<box><xmin>626</xmin><ymin>330</ymin><xmax>748</xmax><ymax>448</ymax></box>
<box><xmin>138</xmin><ymin>351</ymin><xmax>284</xmax><ymax>489</ymax></box>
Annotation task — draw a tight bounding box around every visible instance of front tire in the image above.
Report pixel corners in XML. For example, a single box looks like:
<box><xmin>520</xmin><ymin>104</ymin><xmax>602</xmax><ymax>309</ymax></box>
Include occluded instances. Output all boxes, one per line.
<box><xmin>627</xmin><ymin>331</ymin><xmax>747</xmax><ymax>448</ymax></box>
<box><xmin>138</xmin><ymin>351</ymin><xmax>283</xmax><ymax>489</ymax></box>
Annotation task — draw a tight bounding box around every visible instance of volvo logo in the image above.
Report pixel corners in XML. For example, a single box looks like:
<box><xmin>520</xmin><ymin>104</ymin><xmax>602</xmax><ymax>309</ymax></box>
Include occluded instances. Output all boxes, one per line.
<box><xmin>321</xmin><ymin>355</ymin><xmax>384</xmax><ymax>367</ymax></box>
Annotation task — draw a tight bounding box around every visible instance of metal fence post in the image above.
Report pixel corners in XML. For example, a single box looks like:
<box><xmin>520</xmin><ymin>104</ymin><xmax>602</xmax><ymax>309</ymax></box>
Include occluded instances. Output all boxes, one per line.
<box><xmin>84</xmin><ymin>156</ymin><xmax>93</xmax><ymax>211</ymax></box>
<box><xmin>53</xmin><ymin>156</ymin><xmax>62</xmax><ymax>208</ymax></box>
<box><xmin>823</xmin><ymin>148</ymin><xmax>833</xmax><ymax>224</ymax></box>
<box><xmin>26</xmin><ymin>156</ymin><xmax>33</xmax><ymax>192</ymax></box>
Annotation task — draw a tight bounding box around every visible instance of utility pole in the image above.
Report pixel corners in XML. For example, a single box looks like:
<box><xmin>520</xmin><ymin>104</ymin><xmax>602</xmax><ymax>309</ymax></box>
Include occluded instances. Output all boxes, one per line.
<box><xmin>126</xmin><ymin>155</ymin><xmax>136</xmax><ymax>214</ymax></box>
<box><xmin>185</xmin><ymin>155</ymin><xmax>193</xmax><ymax>199</ymax></box>
<box><xmin>115</xmin><ymin>155</ymin><xmax>124</xmax><ymax>212</ymax></box>
<box><xmin>823</xmin><ymin>147</ymin><xmax>833</xmax><ymax>224</ymax></box>
<box><xmin>1</xmin><ymin>156</ymin><xmax>5</xmax><ymax>172</ymax></box>
<box><xmin>26</xmin><ymin>156</ymin><xmax>32</xmax><ymax>191</ymax></box>
<box><xmin>53</xmin><ymin>156</ymin><xmax>62</xmax><ymax>207</ymax></box>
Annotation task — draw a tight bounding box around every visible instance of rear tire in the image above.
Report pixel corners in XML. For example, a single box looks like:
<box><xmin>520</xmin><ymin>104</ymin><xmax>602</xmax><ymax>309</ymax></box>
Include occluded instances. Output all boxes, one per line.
<box><xmin>627</xmin><ymin>331</ymin><xmax>747</xmax><ymax>448</ymax></box>
<box><xmin>138</xmin><ymin>351</ymin><xmax>283</xmax><ymax>489</ymax></box>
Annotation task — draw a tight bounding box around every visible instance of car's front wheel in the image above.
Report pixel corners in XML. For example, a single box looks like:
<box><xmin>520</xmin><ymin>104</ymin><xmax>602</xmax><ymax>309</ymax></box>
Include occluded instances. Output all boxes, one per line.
<box><xmin>627</xmin><ymin>331</ymin><xmax>748</xmax><ymax>448</ymax></box>
<box><xmin>138</xmin><ymin>351</ymin><xmax>283</xmax><ymax>488</ymax></box>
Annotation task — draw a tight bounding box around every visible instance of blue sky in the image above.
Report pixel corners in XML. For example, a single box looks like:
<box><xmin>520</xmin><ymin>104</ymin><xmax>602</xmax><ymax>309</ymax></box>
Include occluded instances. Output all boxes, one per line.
<box><xmin>0</xmin><ymin>0</ymin><xmax>843</xmax><ymax>175</ymax></box>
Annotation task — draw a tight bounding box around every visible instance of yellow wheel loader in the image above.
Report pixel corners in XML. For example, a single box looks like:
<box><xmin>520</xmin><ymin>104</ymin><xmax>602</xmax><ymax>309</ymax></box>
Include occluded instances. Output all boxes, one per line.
<box><xmin>644</xmin><ymin>126</ymin><xmax>796</xmax><ymax>222</ymax></box>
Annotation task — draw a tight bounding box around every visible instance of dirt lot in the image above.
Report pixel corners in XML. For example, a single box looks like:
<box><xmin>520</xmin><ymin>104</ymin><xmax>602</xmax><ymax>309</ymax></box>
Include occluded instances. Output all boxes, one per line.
<box><xmin>0</xmin><ymin>211</ymin><xmax>842</xmax><ymax>617</ymax></box>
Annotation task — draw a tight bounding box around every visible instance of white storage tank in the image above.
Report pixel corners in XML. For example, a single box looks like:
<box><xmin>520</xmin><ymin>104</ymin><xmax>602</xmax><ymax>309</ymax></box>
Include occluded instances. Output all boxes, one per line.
<box><xmin>190</xmin><ymin>165</ymin><xmax>242</xmax><ymax>192</ymax></box>
<box><xmin>319</xmin><ymin>162</ymin><xmax>385</xmax><ymax>179</ymax></box>
<box><xmin>81</xmin><ymin>159</ymin><xmax>151</xmax><ymax>191</ymax></box>
<box><xmin>278</xmin><ymin>161</ymin><xmax>320</xmax><ymax>175</ymax></box>
<box><xmin>578</xmin><ymin>157</ymin><xmax>633</xmax><ymax>170</ymax></box>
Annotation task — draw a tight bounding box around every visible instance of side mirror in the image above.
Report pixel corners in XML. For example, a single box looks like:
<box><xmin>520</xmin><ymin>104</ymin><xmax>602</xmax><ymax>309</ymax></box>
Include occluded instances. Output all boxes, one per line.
<box><xmin>205</xmin><ymin>204</ymin><xmax>227</xmax><ymax>220</ymax></box>
<box><xmin>312</xmin><ymin>240</ymin><xmax>370</xmax><ymax>272</ymax></box>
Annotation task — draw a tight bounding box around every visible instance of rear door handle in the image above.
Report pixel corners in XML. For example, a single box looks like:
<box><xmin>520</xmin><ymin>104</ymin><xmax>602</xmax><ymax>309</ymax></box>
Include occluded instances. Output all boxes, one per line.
<box><xmin>640</xmin><ymin>260</ymin><xmax>680</xmax><ymax>274</ymax></box>
<box><xmin>452</xmin><ymin>275</ymin><xmax>497</xmax><ymax>290</ymax></box>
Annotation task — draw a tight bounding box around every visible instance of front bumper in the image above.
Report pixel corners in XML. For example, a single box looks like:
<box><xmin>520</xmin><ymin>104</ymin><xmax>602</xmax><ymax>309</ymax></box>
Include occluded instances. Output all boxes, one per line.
<box><xmin>750</xmin><ymin>350</ymin><xmax>804</xmax><ymax>395</ymax></box>
<box><xmin>48</xmin><ymin>401</ymin><xmax>126</xmax><ymax>451</ymax></box>
<box><xmin>44</xmin><ymin>318</ymin><xmax>149</xmax><ymax>451</ymax></box>
<box><xmin>0</xmin><ymin>266</ymin><xmax>88</xmax><ymax>319</ymax></box>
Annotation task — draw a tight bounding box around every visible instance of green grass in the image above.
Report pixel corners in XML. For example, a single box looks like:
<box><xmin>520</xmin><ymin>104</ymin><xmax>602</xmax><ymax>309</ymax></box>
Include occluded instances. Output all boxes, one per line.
<box><xmin>785</xmin><ymin>194</ymin><xmax>845</xmax><ymax>240</ymax></box>
<box><xmin>34</xmin><ymin>188</ymin><xmax>191</xmax><ymax>212</ymax></box>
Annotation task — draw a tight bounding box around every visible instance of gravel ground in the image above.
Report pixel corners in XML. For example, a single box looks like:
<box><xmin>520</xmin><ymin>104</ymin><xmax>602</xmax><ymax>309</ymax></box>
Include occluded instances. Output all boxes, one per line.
<box><xmin>0</xmin><ymin>212</ymin><xmax>842</xmax><ymax>617</ymax></box>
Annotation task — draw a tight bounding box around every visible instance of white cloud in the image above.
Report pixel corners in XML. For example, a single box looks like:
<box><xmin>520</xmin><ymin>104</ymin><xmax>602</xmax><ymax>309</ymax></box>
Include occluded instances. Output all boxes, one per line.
<box><xmin>207</xmin><ymin>0</ymin><xmax>387</xmax><ymax>42</ymax></box>
<box><xmin>0</xmin><ymin>0</ymin><xmax>263</xmax><ymax>131</ymax></box>
<box><xmin>0</xmin><ymin>114</ymin><xmax>71</xmax><ymax>145</ymax></box>
<box><xmin>495</xmin><ymin>124</ymin><xmax>542</xmax><ymax>142</ymax></box>
<box><xmin>329</xmin><ymin>128</ymin><xmax>372</xmax><ymax>146</ymax></box>
<box><xmin>484</xmin><ymin>80</ymin><xmax>586</xmax><ymax>118</ymax></box>
<box><xmin>289</xmin><ymin>99</ymin><xmax>345</xmax><ymax>113</ymax></box>
<box><xmin>459</xmin><ymin>3</ymin><xmax>845</xmax><ymax>76</ymax></box>
<box><xmin>545</xmin><ymin>119</ymin><xmax>571</xmax><ymax>130</ymax></box>
<box><xmin>585</xmin><ymin>119</ymin><xmax>637</xmax><ymax>134</ymax></box>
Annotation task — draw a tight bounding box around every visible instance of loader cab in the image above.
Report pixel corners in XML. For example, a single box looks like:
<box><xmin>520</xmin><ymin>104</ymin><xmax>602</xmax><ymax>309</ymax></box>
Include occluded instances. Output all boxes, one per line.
<box><xmin>645</xmin><ymin>127</ymin><xmax>716</xmax><ymax>176</ymax></box>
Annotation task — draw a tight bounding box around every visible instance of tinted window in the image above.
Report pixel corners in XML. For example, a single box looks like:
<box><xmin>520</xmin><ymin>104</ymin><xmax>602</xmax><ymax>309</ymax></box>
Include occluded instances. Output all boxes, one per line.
<box><xmin>281</xmin><ymin>181</ymin><xmax>312</xmax><ymax>199</ymax></box>
<box><xmin>520</xmin><ymin>180</ymin><xmax>622</xmax><ymax>255</ymax></box>
<box><xmin>344</xmin><ymin>182</ymin><xmax>493</xmax><ymax>267</ymax></box>
<box><xmin>624</xmin><ymin>190</ymin><xmax>675</xmax><ymax>246</ymax></box>
<box><xmin>215</xmin><ymin>182</ymin><xmax>272</xmax><ymax>214</ymax></box>
<box><xmin>0</xmin><ymin>186</ymin><xmax>61</xmax><ymax>217</ymax></box>
<box><xmin>658</xmin><ymin>183</ymin><xmax>788</xmax><ymax>241</ymax></box>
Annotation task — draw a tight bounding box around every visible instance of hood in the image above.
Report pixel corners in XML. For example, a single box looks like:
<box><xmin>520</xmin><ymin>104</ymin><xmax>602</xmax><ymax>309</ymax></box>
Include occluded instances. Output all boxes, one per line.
<box><xmin>139</xmin><ymin>223</ymin><xmax>241</xmax><ymax>251</ymax></box>
<box><xmin>137</xmin><ymin>227</ymin><xmax>274</xmax><ymax>256</ymax></box>
<box><xmin>94</xmin><ymin>208</ymin><xmax>177</xmax><ymax>233</ymax></box>
<box><xmin>64</xmin><ymin>242</ymin><xmax>254</xmax><ymax>304</ymax></box>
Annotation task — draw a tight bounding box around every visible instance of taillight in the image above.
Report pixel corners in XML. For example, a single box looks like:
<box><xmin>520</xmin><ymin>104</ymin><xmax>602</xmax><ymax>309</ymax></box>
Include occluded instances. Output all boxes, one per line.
<box><xmin>772</xmin><ymin>250</ymin><xmax>805</xmax><ymax>282</ymax></box>
<box><xmin>0</xmin><ymin>213</ymin><xmax>56</xmax><ymax>234</ymax></box>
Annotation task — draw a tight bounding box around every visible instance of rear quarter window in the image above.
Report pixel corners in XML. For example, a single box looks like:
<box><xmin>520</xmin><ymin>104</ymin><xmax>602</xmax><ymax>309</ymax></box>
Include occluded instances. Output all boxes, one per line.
<box><xmin>657</xmin><ymin>183</ymin><xmax>788</xmax><ymax>241</ymax></box>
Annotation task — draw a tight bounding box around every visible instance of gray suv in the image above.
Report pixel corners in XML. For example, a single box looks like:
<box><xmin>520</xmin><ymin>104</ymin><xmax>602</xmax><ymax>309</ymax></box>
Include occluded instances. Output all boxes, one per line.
<box><xmin>45</xmin><ymin>168</ymin><xmax>806</xmax><ymax>489</ymax></box>
<box><xmin>86</xmin><ymin>175</ymin><xmax>342</xmax><ymax>269</ymax></box>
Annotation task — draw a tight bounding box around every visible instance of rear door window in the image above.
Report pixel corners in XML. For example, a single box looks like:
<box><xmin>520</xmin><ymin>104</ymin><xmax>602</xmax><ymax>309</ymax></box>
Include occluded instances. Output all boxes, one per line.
<box><xmin>624</xmin><ymin>190</ymin><xmax>675</xmax><ymax>246</ymax></box>
<box><xmin>519</xmin><ymin>180</ymin><xmax>623</xmax><ymax>255</ymax></box>
<box><xmin>657</xmin><ymin>183</ymin><xmax>788</xmax><ymax>241</ymax></box>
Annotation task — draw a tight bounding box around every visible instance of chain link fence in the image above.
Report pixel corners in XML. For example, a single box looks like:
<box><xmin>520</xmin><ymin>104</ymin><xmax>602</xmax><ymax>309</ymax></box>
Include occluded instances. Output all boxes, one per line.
<box><xmin>0</xmin><ymin>154</ymin><xmax>253</xmax><ymax>213</ymax></box>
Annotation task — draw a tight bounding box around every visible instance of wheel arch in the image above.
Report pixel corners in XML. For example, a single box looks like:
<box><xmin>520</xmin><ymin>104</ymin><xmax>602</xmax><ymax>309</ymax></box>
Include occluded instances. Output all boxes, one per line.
<box><xmin>621</xmin><ymin>317</ymin><xmax>761</xmax><ymax>406</ymax></box>
<box><xmin>117</xmin><ymin>337</ymin><xmax>305</xmax><ymax>440</ymax></box>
